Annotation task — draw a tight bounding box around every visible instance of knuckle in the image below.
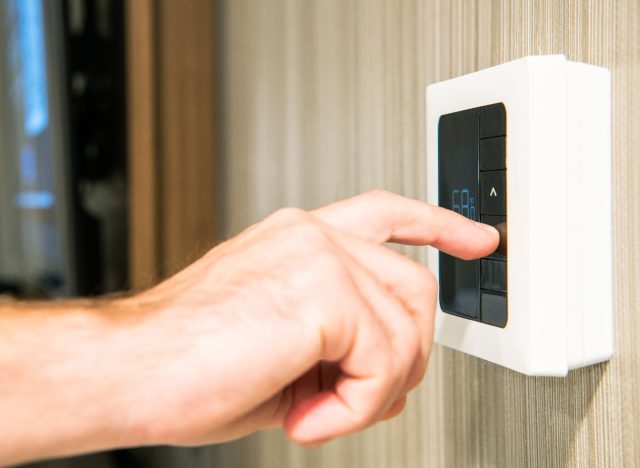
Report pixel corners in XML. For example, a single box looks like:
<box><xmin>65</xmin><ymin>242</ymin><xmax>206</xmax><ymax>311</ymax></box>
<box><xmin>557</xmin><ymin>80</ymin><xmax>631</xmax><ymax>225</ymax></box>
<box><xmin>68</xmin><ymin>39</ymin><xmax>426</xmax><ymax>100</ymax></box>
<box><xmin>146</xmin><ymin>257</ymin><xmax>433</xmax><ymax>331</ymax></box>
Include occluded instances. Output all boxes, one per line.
<box><xmin>398</xmin><ymin>325</ymin><xmax>421</xmax><ymax>370</ymax></box>
<box><xmin>418</xmin><ymin>268</ymin><xmax>438</xmax><ymax>296</ymax></box>
<box><xmin>296</xmin><ymin>222</ymin><xmax>332</xmax><ymax>252</ymax></box>
<box><xmin>390</xmin><ymin>397</ymin><xmax>407</xmax><ymax>417</ymax></box>
<box><xmin>390</xmin><ymin>363</ymin><xmax>407</xmax><ymax>389</ymax></box>
<box><xmin>371</xmin><ymin>352</ymin><xmax>396</xmax><ymax>390</ymax></box>
<box><xmin>406</xmin><ymin>325</ymin><xmax>422</xmax><ymax>357</ymax></box>
<box><xmin>391</xmin><ymin>315</ymin><xmax>421</xmax><ymax>375</ymax></box>
<box><xmin>268</xmin><ymin>207</ymin><xmax>309</xmax><ymax>225</ymax></box>
<box><xmin>362</xmin><ymin>189</ymin><xmax>393</xmax><ymax>203</ymax></box>
<box><xmin>407</xmin><ymin>354</ymin><xmax>429</xmax><ymax>389</ymax></box>
<box><xmin>385</xmin><ymin>349</ymin><xmax>408</xmax><ymax>386</ymax></box>
<box><xmin>405</xmin><ymin>369</ymin><xmax>426</xmax><ymax>394</ymax></box>
<box><xmin>414</xmin><ymin>362</ymin><xmax>428</xmax><ymax>385</ymax></box>
<box><xmin>269</xmin><ymin>208</ymin><xmax>331</xmax><ymax>247</ymax></box>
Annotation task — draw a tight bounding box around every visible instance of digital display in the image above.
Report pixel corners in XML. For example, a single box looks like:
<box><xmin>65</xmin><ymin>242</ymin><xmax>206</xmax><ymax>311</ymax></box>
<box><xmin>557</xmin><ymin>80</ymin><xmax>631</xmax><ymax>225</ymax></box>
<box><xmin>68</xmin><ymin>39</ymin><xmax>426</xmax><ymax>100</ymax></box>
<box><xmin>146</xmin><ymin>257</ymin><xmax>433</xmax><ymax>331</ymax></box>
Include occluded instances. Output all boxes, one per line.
<box><xmin>438</xmin><ymin>108</ymin><xmax>481</xmax><ymax>319</ymax></box>
<box><xmin>438</xmin><ymin>103</ymin><xmax>508</xmax><ymax>327</ymax></box>
<box><xmin>451</xmin><ymin>188</ymin><xmax>476</xmax><ymax>220</ymax></box>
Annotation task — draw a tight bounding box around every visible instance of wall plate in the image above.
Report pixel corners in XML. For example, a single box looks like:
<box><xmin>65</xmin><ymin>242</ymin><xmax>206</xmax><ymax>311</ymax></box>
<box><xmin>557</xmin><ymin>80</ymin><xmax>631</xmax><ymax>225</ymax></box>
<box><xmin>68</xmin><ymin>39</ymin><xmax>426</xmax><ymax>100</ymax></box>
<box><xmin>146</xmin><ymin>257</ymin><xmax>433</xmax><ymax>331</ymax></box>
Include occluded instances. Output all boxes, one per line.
<box><xmin>426</xmin><ymin>55</ymin><xmax>613</xmax><ymax>376</ymax></box>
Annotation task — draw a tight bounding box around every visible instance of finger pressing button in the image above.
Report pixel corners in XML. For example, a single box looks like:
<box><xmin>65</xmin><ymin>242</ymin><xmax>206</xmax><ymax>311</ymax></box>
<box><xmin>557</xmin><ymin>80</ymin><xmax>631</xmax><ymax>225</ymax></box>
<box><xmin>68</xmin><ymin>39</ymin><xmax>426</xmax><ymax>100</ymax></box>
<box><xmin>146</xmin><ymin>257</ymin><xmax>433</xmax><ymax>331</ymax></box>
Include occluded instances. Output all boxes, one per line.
<box><xmin>481</xmin><ymin>215</ymin><xmax>507</xmax><ymax>260</ymax></box>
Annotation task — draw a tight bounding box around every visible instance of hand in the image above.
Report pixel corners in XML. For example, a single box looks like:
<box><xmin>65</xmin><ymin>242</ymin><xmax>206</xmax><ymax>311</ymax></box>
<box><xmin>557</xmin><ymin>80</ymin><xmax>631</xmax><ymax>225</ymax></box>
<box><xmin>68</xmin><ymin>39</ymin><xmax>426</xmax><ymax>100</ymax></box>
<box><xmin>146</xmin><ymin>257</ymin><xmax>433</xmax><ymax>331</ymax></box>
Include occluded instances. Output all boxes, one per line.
<box><xmin>125</xmin><ymin>190</ymin><xmax>498</xmax><ymax>447</ymax></box>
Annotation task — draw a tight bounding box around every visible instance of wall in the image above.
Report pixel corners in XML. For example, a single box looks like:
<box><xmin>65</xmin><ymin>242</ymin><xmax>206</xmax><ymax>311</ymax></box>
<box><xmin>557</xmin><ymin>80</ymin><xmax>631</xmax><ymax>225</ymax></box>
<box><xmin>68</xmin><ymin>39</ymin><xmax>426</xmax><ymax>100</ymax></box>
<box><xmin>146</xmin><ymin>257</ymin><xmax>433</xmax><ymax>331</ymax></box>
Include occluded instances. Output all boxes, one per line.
<box><xmin>214</xmin><ymin>1</ymin><xmax>639</xmax><ymax>466</ymax></box>
<box><xmin>127</xmin><ymin>0</ymin><xmax>219</xmax><ymax>290</ymax></box>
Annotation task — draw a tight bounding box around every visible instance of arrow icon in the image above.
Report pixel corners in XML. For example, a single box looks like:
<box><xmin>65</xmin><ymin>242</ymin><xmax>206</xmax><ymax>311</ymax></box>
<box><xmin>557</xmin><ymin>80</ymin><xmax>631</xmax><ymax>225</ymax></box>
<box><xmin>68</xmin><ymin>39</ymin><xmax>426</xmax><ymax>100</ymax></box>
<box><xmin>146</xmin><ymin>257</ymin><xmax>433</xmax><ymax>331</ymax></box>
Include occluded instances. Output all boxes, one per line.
<box><xmin>489</xmin><ymin>187</ymin><xmax>498</xmax><ymax>197</ymax></box>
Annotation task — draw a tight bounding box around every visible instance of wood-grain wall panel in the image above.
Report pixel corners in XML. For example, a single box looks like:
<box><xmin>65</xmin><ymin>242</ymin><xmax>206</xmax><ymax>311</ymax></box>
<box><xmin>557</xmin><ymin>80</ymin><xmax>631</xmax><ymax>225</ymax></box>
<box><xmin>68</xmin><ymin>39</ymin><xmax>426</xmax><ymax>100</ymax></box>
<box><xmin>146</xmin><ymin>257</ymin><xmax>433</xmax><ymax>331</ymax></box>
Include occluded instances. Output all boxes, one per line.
<box><xmin>126</xmin><ymin>0</ymin><xmax>160</xmax><ymax>289</ymax></box>
<box><xmin>212</xmin><ymin>1</ymin><xmax>640</xmax><ymax>466</ymax></box>
<box><xmin>127</xmin><ymin>0</ymin><xmax>219</xmax><ymax>287</ymax></box>
<box><xmin>157</xmin><ymin>0</ymin><xmax>218</xmax><ymax>275</ymax></box>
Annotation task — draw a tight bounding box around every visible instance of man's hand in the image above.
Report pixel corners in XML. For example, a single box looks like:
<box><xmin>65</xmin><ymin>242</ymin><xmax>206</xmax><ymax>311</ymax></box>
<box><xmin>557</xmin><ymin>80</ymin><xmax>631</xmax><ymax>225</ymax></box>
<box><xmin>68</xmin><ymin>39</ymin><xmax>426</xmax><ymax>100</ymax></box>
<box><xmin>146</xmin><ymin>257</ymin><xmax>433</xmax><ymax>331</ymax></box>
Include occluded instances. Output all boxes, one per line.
<box><xmin>126</xmin><ymin>191</ymin><xmax>498</xmax><ymax>446</ymax></box>
<box><xmin>0</xmin><ymin>191</ymin><xmax>498</xmax><ymax>465</ymax></box>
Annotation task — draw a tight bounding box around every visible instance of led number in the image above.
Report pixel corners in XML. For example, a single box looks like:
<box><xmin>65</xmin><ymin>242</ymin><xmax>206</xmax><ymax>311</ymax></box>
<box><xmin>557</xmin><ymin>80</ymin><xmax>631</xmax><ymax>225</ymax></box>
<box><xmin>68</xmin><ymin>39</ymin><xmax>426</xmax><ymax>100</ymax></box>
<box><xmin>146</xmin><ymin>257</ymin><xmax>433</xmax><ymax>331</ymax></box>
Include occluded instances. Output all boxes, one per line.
<box><xmin>452</xmin><ymin>189</ymin><xmax>461</xmax><ymax>214</ymax></box>
<box><xmin>451</xmin><ymin>188</ymin><xmax>477</xmax><ymax>221</ymax></box>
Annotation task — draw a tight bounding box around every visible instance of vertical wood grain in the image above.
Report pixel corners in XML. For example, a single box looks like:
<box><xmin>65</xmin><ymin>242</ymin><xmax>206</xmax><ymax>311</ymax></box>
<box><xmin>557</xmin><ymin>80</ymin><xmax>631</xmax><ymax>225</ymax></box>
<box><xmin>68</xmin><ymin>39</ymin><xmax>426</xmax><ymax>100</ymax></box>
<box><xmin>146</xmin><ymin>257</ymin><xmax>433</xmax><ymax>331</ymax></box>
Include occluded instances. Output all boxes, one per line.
<box><xmin>157</xmin><ymin>0</ymin><xmax>218</xmax><ymax>275</ymax></box>
<box><xmin>213</xmin><ymin>0</ymin><xmax>640</xmax><ymax>466</ymax></box>
<box><xmin>127</xmin><ymin>0</ymin><xmax>219</xmax><ymax>286</ymax></box>
<box><xmin>126</xmin><ymin>0</ymin><xmax>159</xmax><ymax>289</ymax></box>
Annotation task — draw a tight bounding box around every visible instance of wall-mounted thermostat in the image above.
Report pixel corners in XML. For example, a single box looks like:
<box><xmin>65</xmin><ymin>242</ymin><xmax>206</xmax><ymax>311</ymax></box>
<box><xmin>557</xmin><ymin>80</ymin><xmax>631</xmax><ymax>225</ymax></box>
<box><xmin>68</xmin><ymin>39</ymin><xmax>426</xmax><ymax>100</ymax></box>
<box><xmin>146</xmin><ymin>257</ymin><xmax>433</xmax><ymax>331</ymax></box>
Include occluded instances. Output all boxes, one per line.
<box><xmin>426</xmin><ymin>55</ymin><xmax>613</xmax><ymax>376</ymax></box>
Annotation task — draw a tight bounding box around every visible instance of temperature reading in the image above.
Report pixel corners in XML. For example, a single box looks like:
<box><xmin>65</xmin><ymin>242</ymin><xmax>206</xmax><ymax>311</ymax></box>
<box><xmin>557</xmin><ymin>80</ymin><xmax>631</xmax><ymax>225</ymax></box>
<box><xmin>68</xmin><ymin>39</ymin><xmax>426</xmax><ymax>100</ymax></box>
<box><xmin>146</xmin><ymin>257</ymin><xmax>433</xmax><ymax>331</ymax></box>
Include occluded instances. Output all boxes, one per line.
<box><xmin>452</xmin><ymin>189</ymin><xmax>476</xmax><ymax>220</ymax></box>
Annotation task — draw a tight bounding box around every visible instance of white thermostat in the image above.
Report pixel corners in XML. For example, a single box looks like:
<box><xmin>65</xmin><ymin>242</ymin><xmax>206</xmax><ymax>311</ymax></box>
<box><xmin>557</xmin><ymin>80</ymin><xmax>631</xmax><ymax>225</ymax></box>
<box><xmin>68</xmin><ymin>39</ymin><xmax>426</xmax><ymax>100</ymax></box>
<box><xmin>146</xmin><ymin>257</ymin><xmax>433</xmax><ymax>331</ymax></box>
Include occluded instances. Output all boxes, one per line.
<box><xmin>426</xmin><ymin>55</ymin><xmax>613</xmax><ymax>376</ymax></box>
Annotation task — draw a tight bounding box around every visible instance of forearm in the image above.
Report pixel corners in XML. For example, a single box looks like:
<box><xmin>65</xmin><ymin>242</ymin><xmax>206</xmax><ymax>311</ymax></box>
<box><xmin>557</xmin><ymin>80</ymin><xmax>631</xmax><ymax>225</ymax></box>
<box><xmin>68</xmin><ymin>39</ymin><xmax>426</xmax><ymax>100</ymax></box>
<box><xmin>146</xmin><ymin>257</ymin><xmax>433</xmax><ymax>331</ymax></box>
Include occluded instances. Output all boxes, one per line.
<box><xmin>0</xmin><ymin>192</ymin><xmax>499</xmax><ymax>464</ymax></box>
<box><xmin>0</xmin><ymin>298</ymin><xmax>147</xmax><ymax>466</ymax></box>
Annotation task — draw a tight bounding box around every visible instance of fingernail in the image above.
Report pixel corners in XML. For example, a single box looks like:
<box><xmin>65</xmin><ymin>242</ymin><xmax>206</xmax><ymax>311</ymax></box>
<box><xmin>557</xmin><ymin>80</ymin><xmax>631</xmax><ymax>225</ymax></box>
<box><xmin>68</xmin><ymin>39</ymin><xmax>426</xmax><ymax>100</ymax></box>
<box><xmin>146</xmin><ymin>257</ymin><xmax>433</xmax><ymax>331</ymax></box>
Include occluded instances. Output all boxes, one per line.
<box><xmin>475</xmin><ymin>222</ymin><xmax>499</xmax><ymax>236</ymax></box>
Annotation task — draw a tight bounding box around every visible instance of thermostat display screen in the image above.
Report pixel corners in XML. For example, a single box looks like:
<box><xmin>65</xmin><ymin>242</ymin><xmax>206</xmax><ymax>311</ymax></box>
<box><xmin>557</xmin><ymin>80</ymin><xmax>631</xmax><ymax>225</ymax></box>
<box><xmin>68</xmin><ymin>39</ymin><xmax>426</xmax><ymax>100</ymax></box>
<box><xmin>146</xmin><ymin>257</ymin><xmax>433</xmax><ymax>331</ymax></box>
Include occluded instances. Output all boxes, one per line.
<box><xmin>438</xmin><ymin>103</ymin><xmax>508</xmax><ymax>327</ymax></box>
<box><xmin>438</xmin><ymin>108</ymin><xmax>481</xmax><ymax>319</ymax></box>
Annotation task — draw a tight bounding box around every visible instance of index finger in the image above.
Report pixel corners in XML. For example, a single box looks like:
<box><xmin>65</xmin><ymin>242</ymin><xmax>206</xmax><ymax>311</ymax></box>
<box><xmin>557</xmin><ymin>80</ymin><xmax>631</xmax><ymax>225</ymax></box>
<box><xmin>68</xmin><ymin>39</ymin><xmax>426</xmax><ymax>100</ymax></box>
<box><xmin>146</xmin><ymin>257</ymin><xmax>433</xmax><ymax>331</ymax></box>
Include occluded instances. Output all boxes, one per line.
<box><xmin>311</xmin><ymin>190</ymin><xmax>499</xmax><ymax>260</ymax></box>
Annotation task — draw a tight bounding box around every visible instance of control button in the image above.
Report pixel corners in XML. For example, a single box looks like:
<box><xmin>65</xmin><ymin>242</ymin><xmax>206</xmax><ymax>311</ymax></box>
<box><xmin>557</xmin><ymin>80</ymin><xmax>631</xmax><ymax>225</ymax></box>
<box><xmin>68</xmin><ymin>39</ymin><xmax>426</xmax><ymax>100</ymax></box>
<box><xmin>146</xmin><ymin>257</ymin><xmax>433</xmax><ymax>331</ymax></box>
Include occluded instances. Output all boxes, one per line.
<box><xmin>481</xmin><ymin>215</ymin><xmax>507</xmax><ymax>260</ymax></box>
<box><xmin>480</xmin><ymin>137</ymin><xmax>506</xmax><ymax>171</ymax></box>
<box><xmin>481</xmin><ymin>291</ymin><xmax>507</xmax><ymax>328</ymax></box>
<box><xmin>481</xmin><ymin>259</ymin><xmax>507</xmax><ymax>292</ymax></box>
<box><xmin>439</xmin><ymin>253</ymin><xmax>480</xmax><ymax>319</ymax></box>
<box><xmin>480</xmin><ymin>103</ymin><xmax>506</xmax><ymax>139</ymax></box>
<box><xmin>481</xmin><ymin>171</ymin><xmax>506</xmax><ymax>215</ymax></box>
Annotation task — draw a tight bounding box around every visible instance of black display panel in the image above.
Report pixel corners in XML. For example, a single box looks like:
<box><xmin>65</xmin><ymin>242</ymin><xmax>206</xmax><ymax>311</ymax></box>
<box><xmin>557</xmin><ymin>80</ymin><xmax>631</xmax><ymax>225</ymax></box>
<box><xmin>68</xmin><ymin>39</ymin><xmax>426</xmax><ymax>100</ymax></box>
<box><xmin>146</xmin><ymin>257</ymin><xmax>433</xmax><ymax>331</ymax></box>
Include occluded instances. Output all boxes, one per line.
<box><xmin>438</xmin><ymin>108</ymin><xmax>480</xmax><ymax>319</ymax></box>
<box><xmin>438</xmin><ymin>103</ymin><xmax>508</xmax><ymax>327</ymax></box>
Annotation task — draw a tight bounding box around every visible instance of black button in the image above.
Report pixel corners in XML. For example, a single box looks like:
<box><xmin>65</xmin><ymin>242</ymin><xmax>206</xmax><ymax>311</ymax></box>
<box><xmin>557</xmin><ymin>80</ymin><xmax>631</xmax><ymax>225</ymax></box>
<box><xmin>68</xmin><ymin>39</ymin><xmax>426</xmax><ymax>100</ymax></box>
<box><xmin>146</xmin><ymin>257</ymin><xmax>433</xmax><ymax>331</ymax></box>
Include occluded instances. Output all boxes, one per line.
<box><xmin>481</xmin><ymin>291</ymin><xmax>507</xmax><ymax>328</ymax></box>
<box><xmin>438</xmin><ymin>253</ymin><xmax>480</xmax><ymax>319</ymax></box>
<box><xmin>481</xmin><ymin>215</ymin><xmax>506</xmax><ymax>260</ymax></box>
<box><xmin>481</xmin><ymin>259</ymin><xmax>507</xmax><ymax>292</ymax></box>
<box><xmin>481</xmin><ymin>171</ymin><xmax>506</xmax><ymax>215</ymax></box>
<box><xmin>480</xmin><ymin>137</ymin><xmax>506</xmax><ymax>171</ymax></box>
<box><xmin>480</xmin><ymin>103</ymin><xmax>506</xmax><ymax>139</ymax></box>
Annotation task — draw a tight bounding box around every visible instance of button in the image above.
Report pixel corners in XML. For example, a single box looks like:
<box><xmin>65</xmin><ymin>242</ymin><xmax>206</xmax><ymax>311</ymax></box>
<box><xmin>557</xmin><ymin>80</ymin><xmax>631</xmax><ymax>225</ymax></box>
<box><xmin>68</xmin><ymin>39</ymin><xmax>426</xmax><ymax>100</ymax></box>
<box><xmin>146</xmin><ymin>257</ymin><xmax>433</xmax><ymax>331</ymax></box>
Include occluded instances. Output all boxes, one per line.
<box><xmin>481</xmin><ymin>291</ymin><xmax>507</xmax><ymax>328</ymax></box>
<box><xmin>481</xmin><ymin>259</ymin><xmax>507</xmax><ymax>292</ymax></box>
<box><xmin>438</xmin><ymin>253</ymin><xmax>480</xmax><ymax>319</ymax></box>
<box><xmin>480</xmin><ymin>137</ymin><xmax>506</xmax><ymax>171</ymax></box>
<box><xmin>480</xmin><ymin>103</ymin><xmax>506</xmax><ymax>139</ymax></box>
<box><xmin>481</xmin><ymin>215</ymin><xmax>507</xmax><ymax>260</ymax></box>
<box><xmin>481</xmin><ymin>171</ymin><xmax>506</xmax><ymax>215</ymax></box>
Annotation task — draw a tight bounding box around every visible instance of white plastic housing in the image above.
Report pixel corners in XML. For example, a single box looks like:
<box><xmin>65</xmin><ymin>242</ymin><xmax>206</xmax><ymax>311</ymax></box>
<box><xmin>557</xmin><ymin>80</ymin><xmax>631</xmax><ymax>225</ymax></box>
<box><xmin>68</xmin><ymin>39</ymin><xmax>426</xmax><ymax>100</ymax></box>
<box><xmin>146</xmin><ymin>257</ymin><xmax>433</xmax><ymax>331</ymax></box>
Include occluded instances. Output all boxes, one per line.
<box><xmin>426</xmin><ymin>55</ymin><xmax>613</xmax><ymax>376</ymax></box>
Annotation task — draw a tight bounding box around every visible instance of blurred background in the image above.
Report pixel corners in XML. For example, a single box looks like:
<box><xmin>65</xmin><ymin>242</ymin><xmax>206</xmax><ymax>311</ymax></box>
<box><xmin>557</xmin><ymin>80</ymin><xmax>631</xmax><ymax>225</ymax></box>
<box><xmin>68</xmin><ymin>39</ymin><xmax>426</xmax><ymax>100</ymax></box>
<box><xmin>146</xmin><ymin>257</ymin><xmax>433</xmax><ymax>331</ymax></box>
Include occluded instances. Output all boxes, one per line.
<box><xmin>1</xmin><ymin>0</ymin><xmax>220</xmax><ymax>466</ymax></box>
<box><xmin>2</xmin><ymin>0</ymin><xmax>639</xmax><ymax>467</ymax></box>
<box><xmin>0</xmin><ymin>0</ymin><xmax>221</xmax><ymax>304</ymax></box>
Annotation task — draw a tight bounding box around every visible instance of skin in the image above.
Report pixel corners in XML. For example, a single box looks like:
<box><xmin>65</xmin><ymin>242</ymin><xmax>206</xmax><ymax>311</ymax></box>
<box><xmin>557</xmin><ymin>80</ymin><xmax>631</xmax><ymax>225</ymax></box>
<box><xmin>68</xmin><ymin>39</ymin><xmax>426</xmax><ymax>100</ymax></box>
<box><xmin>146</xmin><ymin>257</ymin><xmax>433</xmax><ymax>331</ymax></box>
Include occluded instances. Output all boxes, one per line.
<box><xmin>0</xmin><ymin>191</ymin><xmax>498</xmax><ymax>466</ymax></box>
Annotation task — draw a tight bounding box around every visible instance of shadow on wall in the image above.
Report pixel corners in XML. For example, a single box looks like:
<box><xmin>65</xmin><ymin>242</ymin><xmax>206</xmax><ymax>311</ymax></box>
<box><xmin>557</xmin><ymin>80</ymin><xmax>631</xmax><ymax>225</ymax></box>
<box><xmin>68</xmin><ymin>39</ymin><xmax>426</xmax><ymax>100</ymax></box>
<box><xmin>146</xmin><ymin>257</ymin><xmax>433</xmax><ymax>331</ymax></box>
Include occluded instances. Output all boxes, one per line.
<box><xmin>440</xmin><ymin>348</ymin><xmax>606</xmax><ymax>467</ymax></box>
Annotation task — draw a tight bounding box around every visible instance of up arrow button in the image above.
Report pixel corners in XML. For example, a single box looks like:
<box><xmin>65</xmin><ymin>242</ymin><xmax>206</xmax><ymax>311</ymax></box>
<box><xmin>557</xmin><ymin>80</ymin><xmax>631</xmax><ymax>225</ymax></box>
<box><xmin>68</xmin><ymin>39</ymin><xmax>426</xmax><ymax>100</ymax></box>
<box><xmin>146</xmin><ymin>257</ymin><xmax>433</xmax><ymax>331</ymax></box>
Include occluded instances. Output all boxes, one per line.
<box><xmin>481</xmin><ymin>171</ymin><xmax>506</xmax><ymax>215</ymax></box>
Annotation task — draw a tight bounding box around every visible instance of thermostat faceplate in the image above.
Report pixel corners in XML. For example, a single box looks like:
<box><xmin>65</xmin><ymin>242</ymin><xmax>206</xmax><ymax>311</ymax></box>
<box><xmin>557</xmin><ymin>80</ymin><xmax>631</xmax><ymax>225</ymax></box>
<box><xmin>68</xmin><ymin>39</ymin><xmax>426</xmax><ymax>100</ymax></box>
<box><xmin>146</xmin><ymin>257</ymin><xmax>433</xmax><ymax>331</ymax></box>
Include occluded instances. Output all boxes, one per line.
<box><xmin>437</xmin><ymin>103</ymin><xmax>508</xmax><ymax>327</ymax></box>
<box><xmin>426</xmin><ymin>55</ymin><xmax>613</xmax><ymax>376</ymax></box>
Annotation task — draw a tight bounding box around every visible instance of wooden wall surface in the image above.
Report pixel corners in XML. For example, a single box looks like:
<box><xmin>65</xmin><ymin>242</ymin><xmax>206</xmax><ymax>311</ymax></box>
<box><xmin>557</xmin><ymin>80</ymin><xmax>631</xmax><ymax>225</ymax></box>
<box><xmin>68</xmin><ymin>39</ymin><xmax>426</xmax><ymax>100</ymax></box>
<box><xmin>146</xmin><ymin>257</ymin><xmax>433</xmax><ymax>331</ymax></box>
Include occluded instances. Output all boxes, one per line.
<box><xmin>127</xmin><ymin>0</ymin><xmax>218</xmax><ymax>289</ymax></box>
<box><xmin>212</xmin><ymin>0</ymin><xmax>640</xmax><ymax>466</ymax></box>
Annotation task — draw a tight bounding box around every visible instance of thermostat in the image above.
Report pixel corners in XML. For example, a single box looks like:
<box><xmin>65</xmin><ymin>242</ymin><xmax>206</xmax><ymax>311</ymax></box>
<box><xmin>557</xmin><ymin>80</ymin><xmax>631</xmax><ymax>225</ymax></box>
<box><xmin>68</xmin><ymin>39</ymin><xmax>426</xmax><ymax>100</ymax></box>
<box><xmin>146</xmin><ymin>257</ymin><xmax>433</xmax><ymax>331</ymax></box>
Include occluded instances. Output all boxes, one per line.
<box><xmin>426</xmin><ymin>55</ymin><xmax>613</xmax><ymax>376</ymax></box>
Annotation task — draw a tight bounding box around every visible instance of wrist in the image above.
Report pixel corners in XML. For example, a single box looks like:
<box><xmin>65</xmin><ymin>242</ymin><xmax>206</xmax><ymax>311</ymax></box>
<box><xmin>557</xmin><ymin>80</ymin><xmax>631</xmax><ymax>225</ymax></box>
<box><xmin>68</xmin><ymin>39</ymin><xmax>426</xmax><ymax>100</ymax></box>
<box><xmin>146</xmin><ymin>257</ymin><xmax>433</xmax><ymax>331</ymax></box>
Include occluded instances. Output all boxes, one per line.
<box><xmin>86</xmin><ymin>295</ymin><xmax>169</xmax><ymax>449</ymax></box>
